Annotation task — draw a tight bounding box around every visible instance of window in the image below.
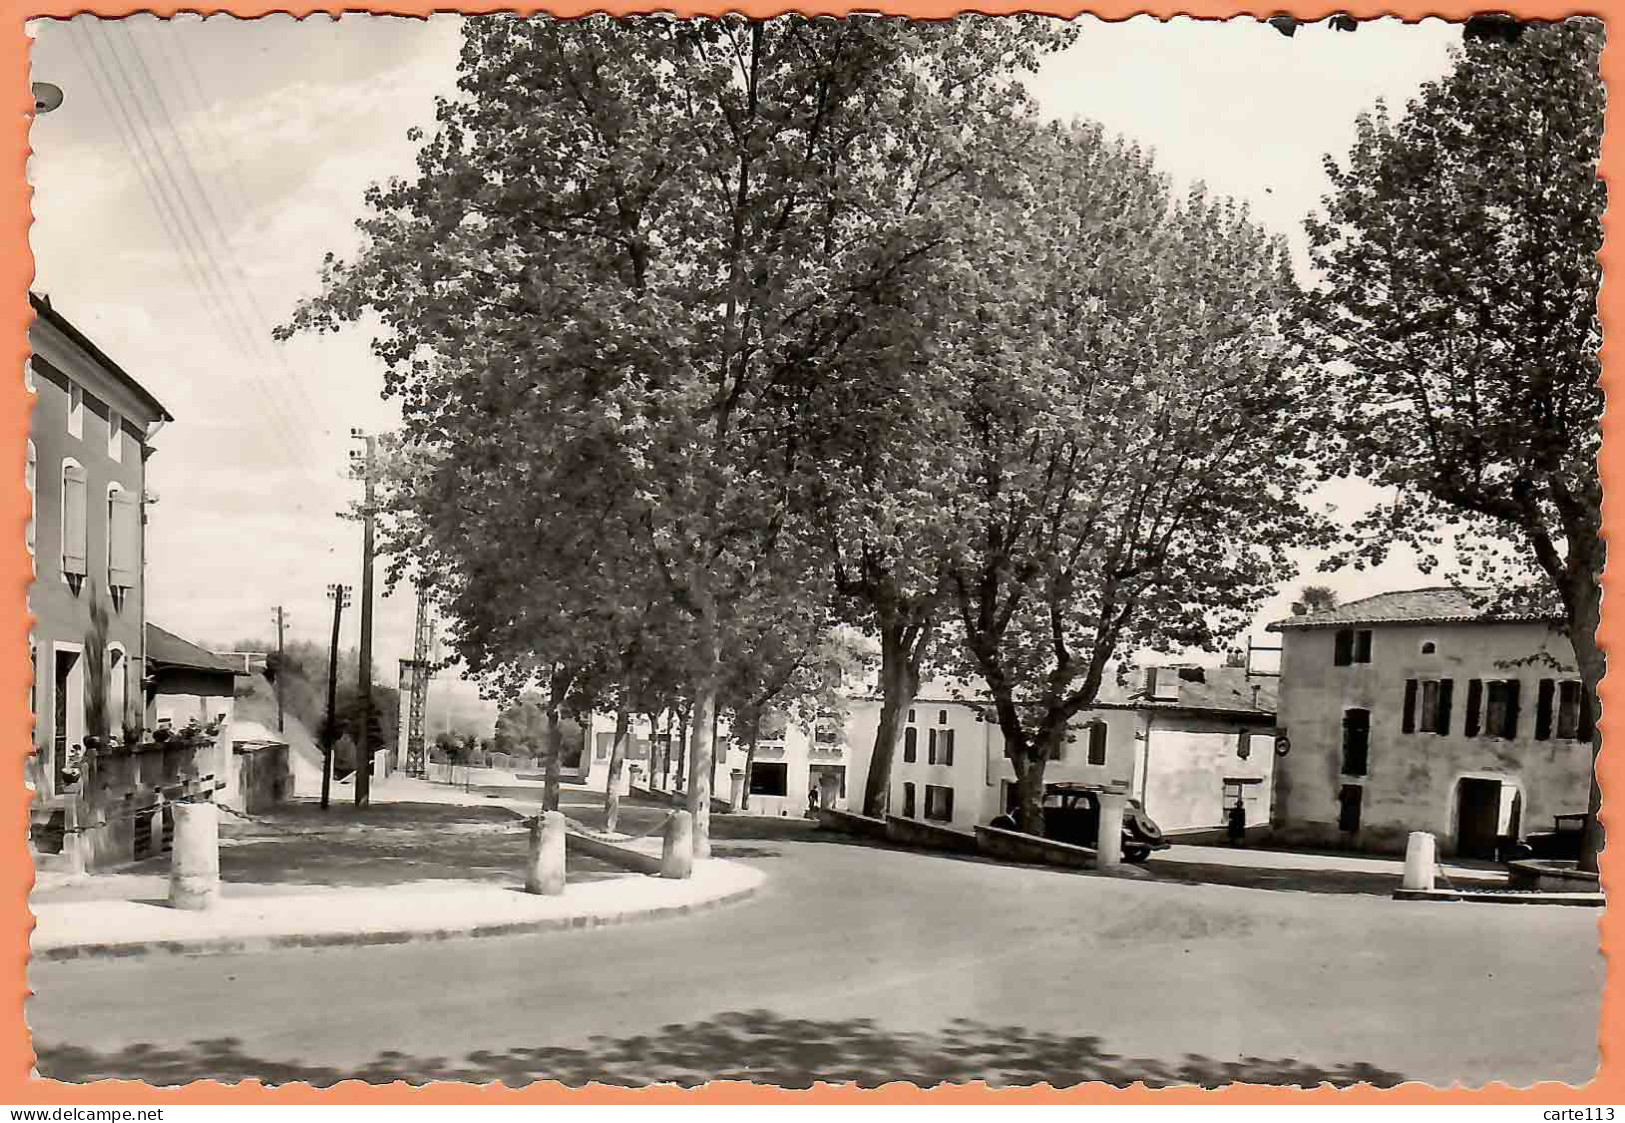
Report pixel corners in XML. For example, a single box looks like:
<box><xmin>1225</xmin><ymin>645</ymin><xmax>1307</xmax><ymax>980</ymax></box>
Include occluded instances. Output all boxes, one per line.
<box><xmin>60</xmin><ymin>460</ymin><xmax>87</xmax><ymax>589</ymax></box>
<box><xmin>1338</xmin><ymin>784</ymin><xmax>1363</xmax><ymax>833</ymax></box>
<box><xmin>924</xmin><ymin>784</ymin><xmax>954</xmax><ymax>822</ymax></box>
<box><xmin>1482</xmin><ymin>680</ymin><xmax>1521</xmax><ymax>740</ymax></box>
<box><xmin>1086</xmin><ymin>721</ymin><xmax>1108</xmax><ymax>766</ymax></box>
<box><xmin>107</xmin><ymin>645</ymin><xmax>126</xmax><ymax>733</ymax></box>
<box><xmin>813</xmin><ymin>711</ymin><xmax>841</xmax><ymax>745</ymax></box>
<box><xmin>903</xmin><ymin>726</ymin><xmax>917</xmax><ymax>763</ymax></box>
<box><xmin>67</xmin><ymin>382</ymin><xmax>82</xmax><ymax>439</ymax></box>
<box><xmin>938</xmin><ymin>710</ymin><xmax>948</xmax><ymax>725</ymax></box>
<box><xmin>1542</xmin><ymin>680</ymin><xmax>1591</xmax><ymax>742</ymax></box>
<box><xmin>941</xmin><ymin>728</ymin><xmax>954</xmax><ymax>766</ymax></box>
<box><xmin>1341</xmin><ymin>709</ymin><xmax>1370</xmax><ymax>776</ymax></box>
<box><xmin>908</xmin><ymin>709</ymin><xmax>915</xmax><ymax>723</ymax></box>
<box><xmin>106</xmin><ymin>407</ymin><xmax>122</xmax><ymax>462</ymax></box>
<box><xmin>748</xmin><ymin>761</ymin><xmax>788</xmax><ymax>797</ymax></box>
<box><xmin>107</xmin><ymin>483</ymin><xmax>139</xmax><ymax>593</ymax></box>
<box><xmin>927</xmin><ymin>727</ymin><xmax>937</xmax><ymax>764</ymax></box>
<box><xmin>902</xmin><ymin>781</ymin><xmax>916</xmax><ymax>818</ymax></box>
<box><xmin>927</xmin><ymin>727</ymin><xmax>956</xmax><ymax>766</ymax></box>
<box><xmin>1406</xmin><ymin>679</ymin><xmax>1454</xmax><ymax>735</ymax></box>
<box><xmin>24</xmin><ymin>439</ymin><xmax>34</xmax><ymax>559</ymax></box>
<box><xmin>1333</xmin><ymin>629</ymin><xmax>1373</xmax><ymax>666</ymax></box>
<box><xmin>1224</xmin><ymin>777</ymin><xmax>1262</xmax><ymax>808</ymax></box>
<box><xmin>1421</xmin><ymin>641</ymin><xmax>1437</xmax><ymax>655</ymax></box>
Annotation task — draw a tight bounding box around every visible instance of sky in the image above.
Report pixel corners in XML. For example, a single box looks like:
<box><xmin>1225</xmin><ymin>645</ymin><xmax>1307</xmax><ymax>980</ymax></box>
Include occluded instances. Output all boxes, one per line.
<box><xmin>26</xmin><ymin>14</ymin><xmax>1466</xmax><ymax>723</ymax></box>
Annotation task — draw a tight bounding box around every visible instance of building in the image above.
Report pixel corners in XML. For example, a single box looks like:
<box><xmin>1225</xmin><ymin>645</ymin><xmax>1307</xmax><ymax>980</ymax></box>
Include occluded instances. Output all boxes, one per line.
<box><xmin>28</xmin><ymin>293</ymin><xmax>171</xmax><ymax>800</ymax></box>
<box><xmin>1266</xmin><ymin>587</ymin><xmax>1595</xmax><ymax>858</ymax></box>
<box><xmin>25</xmin><ymin>293</ymin><xmax>232</xmax><ymax>871</ymax></box>
<box><xmin>841</xmin><ymin>667</ymin><xmax>1278</xmax><ymax>837</ymax></box>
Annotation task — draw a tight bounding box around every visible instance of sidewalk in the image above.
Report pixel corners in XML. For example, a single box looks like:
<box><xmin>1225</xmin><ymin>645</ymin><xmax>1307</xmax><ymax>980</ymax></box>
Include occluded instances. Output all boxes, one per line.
<box><xmin>32</xmin><ymin>860</ymin><xmax>765</xmax><ymax>961</ymax></box>
<box><xmin>30</xmin><ymin>781</ymin><xmax>767</xmax><ymax>959</ymax></box>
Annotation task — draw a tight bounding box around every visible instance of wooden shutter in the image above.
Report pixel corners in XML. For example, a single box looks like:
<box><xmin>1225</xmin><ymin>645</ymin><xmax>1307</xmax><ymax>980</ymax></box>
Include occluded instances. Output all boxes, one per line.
<box><xmin>1465</xmin><ymin>679</ymin><xmax>1483</xmax><ymax>737</ymax></box>
<box><xmin>108</xmin><ymin>488</ymin><xmax>139</xmax><ymax>589</ymax></box>
<box><xmin>1334</xmin><ymin>630</ymin><xmax>1353</xmax><ymax>666</ymax></box>
<box><xmin>1502</xmin><ymin>681</ymin><xmax>1521</xmax><ymax>739</ymax></box>
<box><xmin>1088</xmin><ymin>722</ymin><xmax>1108</xmax><ymax>765</ymax></box>
<box><xmin>927</xmin><ymin>727</ymin><xmax>938</xmax><ymax>765</ymax></box>
<box><xmin>1354</xmin><ymin>630</ymin><xmax>1373</xmax><ymax>663</ymax></box>
<box><xmin>1401</xmin><ymin>680</ymin><xmax>1418</xmax><ymax>734</ymax></box>
<box><xmin>1580</xmin><ymin>684</ymin><xmax>1596</xmax><ymax>742</ymax></box>
<box><xmin>942</xmin><ymin>729</ymin><xmax>954</xmax><ymax>766</ymax></box>
<box><xmin>903</xmin><ymin>726</ymin><xmax>916</xmax><ymax>763</ymax></box>
<box><xmin>1535</xmin><ymin>680</ymin><xmax>1556</xmax><ymax>741</ymax></box>
<box><xmin>61</xmin><ymin>463</ymin><xmax>87</xmax><ymax>577</ymax></box>
<box><xmin>1435</xmin><ymin>680</ymin><xmax>1454</xmax><ymax>736</ymax></box>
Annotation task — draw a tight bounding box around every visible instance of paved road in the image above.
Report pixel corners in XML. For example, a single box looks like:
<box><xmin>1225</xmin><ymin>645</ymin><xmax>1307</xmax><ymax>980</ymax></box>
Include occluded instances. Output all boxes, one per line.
<box><xmin>30</xmin><ymin>831</ymin><xmax>1601</xmax><ymax>1089</ymax></box>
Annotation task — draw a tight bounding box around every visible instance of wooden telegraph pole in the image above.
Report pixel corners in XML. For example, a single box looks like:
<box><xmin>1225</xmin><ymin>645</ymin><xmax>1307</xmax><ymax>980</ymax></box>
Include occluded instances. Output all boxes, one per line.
<box><xmin>321</xmin><ymin>583</ymin><xmax>351</xmax><ymax>811</ymax></box>
<box><xmin>272</xmin><ymin>604</ymin><xmax>286</xmax><ymax>733</ymax></box>
<box><xmin>350</xmin><ymin>430</ymin><xmax>378</xmax><ymax>809</ymax></box>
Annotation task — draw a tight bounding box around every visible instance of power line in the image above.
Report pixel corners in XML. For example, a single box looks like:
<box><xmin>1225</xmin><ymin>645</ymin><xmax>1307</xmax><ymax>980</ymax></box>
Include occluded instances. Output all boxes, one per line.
<box><xmin>66</xmin><ymin>20</ymin><xmax>324</xmax><ymax>465</ymax></box>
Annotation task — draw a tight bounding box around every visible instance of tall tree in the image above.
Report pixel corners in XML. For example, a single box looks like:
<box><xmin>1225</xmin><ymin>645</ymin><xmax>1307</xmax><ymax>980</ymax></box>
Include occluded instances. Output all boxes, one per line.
<box><xmin>279</xmin><ymin>15</ymin><xmax>1071</xmax><ymax>857</ymax></box>
<box><xmin>1302</xmin><ymin>18</ymin><xmax>1605</xmax><ymax>870</ymax></box>
<box><xmin>946</xmin><ymin>121</ymin><xmax>1326</xmax><ymax>830</ymax></box>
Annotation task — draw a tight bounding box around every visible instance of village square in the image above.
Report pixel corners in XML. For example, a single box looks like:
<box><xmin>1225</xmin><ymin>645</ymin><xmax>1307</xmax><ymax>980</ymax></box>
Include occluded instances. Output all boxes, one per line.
<box><xmin>19</xmin><ymin>12</ymin><xmax>1605</xmax><ymax>1090</ymax></box>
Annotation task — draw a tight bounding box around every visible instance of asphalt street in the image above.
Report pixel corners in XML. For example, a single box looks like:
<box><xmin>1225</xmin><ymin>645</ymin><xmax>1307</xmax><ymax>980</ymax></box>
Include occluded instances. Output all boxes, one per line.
<box><xmin>30</xmin><ymin>828</ymin><xmax>1601</xmax><ymax>1089</ymax></box>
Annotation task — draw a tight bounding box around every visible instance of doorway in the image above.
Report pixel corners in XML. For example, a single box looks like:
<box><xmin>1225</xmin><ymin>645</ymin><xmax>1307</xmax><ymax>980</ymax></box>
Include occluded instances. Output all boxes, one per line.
<box><xmin>1456</xmin><ymin>778</ymin><xmax>1503</xmax><ymax>859</ymax></box>
<box><xmin>52</xmin><ymin>648</ymin><xmax>82</xmax><ymax>790</ymax></box>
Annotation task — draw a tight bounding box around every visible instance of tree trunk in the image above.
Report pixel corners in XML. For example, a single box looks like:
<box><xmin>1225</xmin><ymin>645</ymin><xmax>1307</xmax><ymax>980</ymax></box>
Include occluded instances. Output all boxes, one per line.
<box><xmin>675</xmin><ymin>705</ymin><xmax>689</xmax><ymax>794</ymax></box>
<box><xmin>605</xmin><ymin>690</ymin><xmax>630</xmax><ymax>834</ymax></box>
<box><xmin>862</xmin><ymin>621</ymin><xmax>926</xmax><ymax>818</ymax></box>
<box><xmin>543</xmin><ymin>707</ymin><xmax>561</xmax><ymax>813</ymax></box>
<box><xmin>688</xmin><ymin>643</ymin><xmax>722</xmax><ymax>859</ymax></box>
<box><xmin>1569</xmin><ymin>573</ymin><xmax>1605</xmax><ymax>874</ymax></box>
<box><xmin>1012</xmin><ymin>750</ymin><xmax>1049</xmax><ymax>834</ymax></box>
<box><xmin>741</xmin><ymin>715</ymin><xmax>761</xmax><ymax>812</ymax></box>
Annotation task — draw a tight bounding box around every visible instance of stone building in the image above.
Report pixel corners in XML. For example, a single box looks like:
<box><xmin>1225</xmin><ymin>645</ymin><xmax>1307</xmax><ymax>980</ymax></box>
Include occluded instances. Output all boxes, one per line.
<box><xmin>1267</xmin><ymin>587</ymin><xmax>1595</xmax><ymax>858</ymax></box>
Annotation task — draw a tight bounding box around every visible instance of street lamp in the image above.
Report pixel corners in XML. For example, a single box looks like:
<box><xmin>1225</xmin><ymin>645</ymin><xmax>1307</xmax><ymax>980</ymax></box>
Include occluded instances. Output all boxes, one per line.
<box><xmin>32</xmin><ymin>83</ymin><xmax>63</xmax><ymax>115</ymax></box>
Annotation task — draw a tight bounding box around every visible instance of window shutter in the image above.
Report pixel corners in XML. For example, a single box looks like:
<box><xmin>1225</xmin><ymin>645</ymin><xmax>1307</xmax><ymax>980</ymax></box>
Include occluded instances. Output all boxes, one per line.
<box><xmin>108</xmin><ymin>489</ymin><xmax>139</xmax><ymax>589</ymax></box>
<box><xmin>1435</xmin><ymin>679</ymin><xmax>1453</xmax><ymax>736</ymax></box>
<box><xmin>1088</xmin><ymin>722</ymin><xmax>1108</xmax><ymax>766</ymax></box>
<box><xmin>1354</xmin><ymin>630</ymin><xmax>1373</xmax><ymax>663</ymax></box>
<box><xmin>1465</xmin><ymin>680</ymin><xmax>1483</xmax><ymax>737</ymax></box>
<box><xmin>1580</xmin><ymin>685</ymin><xmax>1597</xmax><ymax>743</ymax></box>
<box><xmin>1334</xmin><ymin>630</ymin><xmax>1353</xmax><ymax>666</ymax></box>
<box><xmin>1535</xmin><ymin>680</ymin><xmax>1555</xmax><ymax>741</ymax></box>
<box><xmin>942</xmin><ymin>729</ymin><xmax>954</xmax><ymax>767</ymax></box>
<box><xmin>1401</xmin><ymin>680</ymin><xmax>1418</xmax><ymax>734</ymax></box>
<box><xmin>61</xmin><ymin>464</ymin><xmax>87</xmax><ymax>576</ymax></box>
<box><xmin>903</xmin><ymin>727</ymin><xmax>916</xmax><ymax>763</ymax></box>
<box><xmin>1503</xmin><ymin>681</ymin><xmax>1521</xmax><ymax>739</ymax></box>
<box><xmin>927</xmin><ymin>727</ymin><xmax>938</xmax><ymax>765</ymax></box>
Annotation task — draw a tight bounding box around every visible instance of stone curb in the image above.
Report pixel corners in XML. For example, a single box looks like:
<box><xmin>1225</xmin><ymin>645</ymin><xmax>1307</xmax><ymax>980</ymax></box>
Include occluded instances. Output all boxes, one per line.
<box><xmin>33</xmin><ymin>876</ymin><xmax>764</xmax><ymax>962</ymax></box>
<box><xmin>1392</xmin><ymin>886</ymin><xmax>1606</xmax><ymax>907</ymax></box>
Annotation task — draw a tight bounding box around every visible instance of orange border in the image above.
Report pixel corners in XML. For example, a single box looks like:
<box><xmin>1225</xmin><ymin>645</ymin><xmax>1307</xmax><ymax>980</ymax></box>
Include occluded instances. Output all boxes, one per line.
<box><xmin>2</xmin><ymin>1</ymin><xmax>1615</xmax><ymax>1105</ymax></box>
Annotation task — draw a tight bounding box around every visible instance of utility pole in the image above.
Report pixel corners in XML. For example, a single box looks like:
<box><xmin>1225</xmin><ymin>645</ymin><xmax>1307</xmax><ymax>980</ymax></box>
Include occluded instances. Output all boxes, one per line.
<box><xmin>322</xmin><ymin>583</ymin><xmax>352</xmax><ymax>811</ymax></box>
<box><xmin>350</xmin><ymin>429</ymin><xmax>377</xmax><ymax>809</ymax></box>
<box><xmin>271</xmin><ymin>605</ymin><xmax>286</xmax><ymax>734</ymax></box>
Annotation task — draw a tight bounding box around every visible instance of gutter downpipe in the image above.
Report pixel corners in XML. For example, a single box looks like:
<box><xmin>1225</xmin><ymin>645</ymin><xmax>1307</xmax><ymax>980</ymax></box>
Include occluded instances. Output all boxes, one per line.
<box><xmin>1139</xmin><ymin>710</ymin><xmax>1154</xmax><ymax>806</ymax></box>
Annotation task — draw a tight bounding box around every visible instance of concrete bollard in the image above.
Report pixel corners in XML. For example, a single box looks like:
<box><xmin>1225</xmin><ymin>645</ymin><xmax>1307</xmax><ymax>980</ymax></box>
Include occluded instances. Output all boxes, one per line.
<box><xmin>1402</xmin><ymin>831</ymin><xmax>1437</xmax><ymax>891</ymax></box>
<box><xmin>1096</xmin><ymin>791</ymin><xmax>1127</xmax><ymax>867</ymax></box>
<box><xmin>662</xmin><ymin>810</ymin><xmax>694</xmax><ymax>880</ymax></box>
<box><xmin>168</xmin><ymin>801</ymin><xmax>220</xmax><ymax>911</ymax></box>
<box><xmin>525</xmin><ymin>811</ymin><xmax>568</xmax><ymax>896</ymax></box>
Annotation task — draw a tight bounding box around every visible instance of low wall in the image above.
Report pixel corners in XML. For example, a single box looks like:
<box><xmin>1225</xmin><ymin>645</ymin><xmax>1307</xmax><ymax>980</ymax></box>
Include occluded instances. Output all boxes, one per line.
<box><xmin>885</xmin><ymin>815</ymin><xmax>979</xmax><ymax>854</ymax></box>
<box><xmin>565</xmin><ymin>830</ymin><xmax>663</xmax><ymax>876</ymax></box>
<box><xmin>814</xmin><ymin>807</ymin><xmax>889</xmax><ymax>841</ymax></box>
<box><xmin>70</xmin><ymin>740</ymin><xmax>218</xmax><ymax>871</ymax></box>
<box><xmin>233</xmin><ymin>741</ymin><xmax>291</xmax><ymax>815</ymax></box>
<box><xmin>1509</xmin><ymin>859</ymin><xmax>1603</xmax><ymax>894</ymax></box>
<box><xmin>975</xmin><ymin>824</ymin><xmax>1097</xmax><ymax>870</ymax></box>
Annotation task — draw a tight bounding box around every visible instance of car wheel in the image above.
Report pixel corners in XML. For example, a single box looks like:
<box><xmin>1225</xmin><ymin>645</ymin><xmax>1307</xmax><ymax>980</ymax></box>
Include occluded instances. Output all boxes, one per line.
<box><xmin>1124</xmin><ymin>845</ymin><xmax>1151</xmax><ymax>863</ymax></box>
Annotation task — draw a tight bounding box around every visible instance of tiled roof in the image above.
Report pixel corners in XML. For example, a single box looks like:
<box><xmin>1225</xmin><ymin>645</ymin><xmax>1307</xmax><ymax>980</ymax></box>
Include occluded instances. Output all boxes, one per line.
<box><xmin>146</xmin><ymin>624</ymin><xmax>240</xmax><ymax>675</ymax></box>
<box><xmin>882</xmin><ymin>668</ymin><xmax>1276</xmax><ymax>719</ymax></box>
<box><xmin>31</xmin><ymin>292</ymin><xmax>174</xmax><ymax>423</ymax></box>
<box><xmin>1266</xmin><ymin>586</ymin><xmax>1564</xmax><ymax>632</ymax></box>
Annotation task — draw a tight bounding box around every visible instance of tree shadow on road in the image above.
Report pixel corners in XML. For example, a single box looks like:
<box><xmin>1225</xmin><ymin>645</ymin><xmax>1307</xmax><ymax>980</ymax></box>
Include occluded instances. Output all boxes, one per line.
<box><xmin>35</xmin><ymin>1009</ymin><xmax>1407</xmax><ymax>1090</ymax></box>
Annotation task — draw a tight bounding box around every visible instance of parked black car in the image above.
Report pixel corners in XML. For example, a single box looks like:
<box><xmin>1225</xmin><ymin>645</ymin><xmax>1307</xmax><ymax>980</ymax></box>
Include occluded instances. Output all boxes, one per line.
<box><xmin>990</xmin><ymin>783</ymin><xmax>1171</xmax><ymax>863</ymax></box>
<box><xmin>1505</xmin><ymin>813</ymin><xmax>1587</xmax><ymax>863</ymax></box>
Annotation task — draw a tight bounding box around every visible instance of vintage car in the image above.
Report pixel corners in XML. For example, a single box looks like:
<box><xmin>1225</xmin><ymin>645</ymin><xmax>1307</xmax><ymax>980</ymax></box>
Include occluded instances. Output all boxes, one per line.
<box><xmin>990</xmin><ymin>783</ymin><xmax>1172</xmax><ymax>863</ymax></box>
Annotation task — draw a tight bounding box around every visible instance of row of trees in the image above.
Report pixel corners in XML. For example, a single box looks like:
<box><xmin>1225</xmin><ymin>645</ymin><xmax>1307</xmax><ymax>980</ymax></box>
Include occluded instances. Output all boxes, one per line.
<box><xmin>280</xmin><ymin>18</ymin><xmax>1603</xmax><ymax>864</ymax></box>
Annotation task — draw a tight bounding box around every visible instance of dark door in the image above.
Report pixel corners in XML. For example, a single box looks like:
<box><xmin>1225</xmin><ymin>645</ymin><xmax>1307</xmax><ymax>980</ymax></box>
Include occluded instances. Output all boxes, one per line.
<box><xmin>1337</xmin><ymin>784</ymin><xmax>1363</xmax><ymax>833</ymax></box>
<box><xmin>1456</xmin><ymin>779</ymin><xmax>1502</xmax><ymax>859</ymax></box>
